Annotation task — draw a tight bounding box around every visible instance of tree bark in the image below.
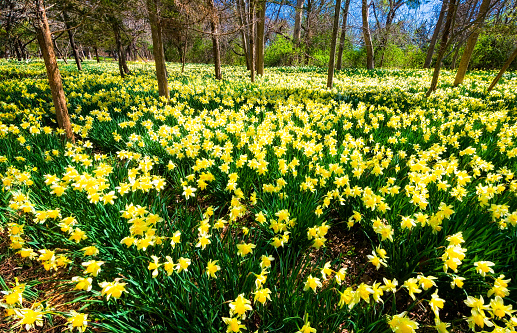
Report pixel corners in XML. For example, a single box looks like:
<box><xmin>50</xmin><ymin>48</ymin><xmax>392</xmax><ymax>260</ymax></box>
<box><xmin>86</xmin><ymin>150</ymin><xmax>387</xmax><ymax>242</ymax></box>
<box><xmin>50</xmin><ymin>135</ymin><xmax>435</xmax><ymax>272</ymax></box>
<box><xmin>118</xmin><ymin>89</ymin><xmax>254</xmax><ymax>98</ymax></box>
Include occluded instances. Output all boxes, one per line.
<box><xmin>52</xmin><ymin>38</ymin><xmax>68</xmax><ymax>64</ymax></box>
<box><xmin>327</xmin><ymin>0</ymin><xmax>342</xmax><ymax>88</ymax></box>
<box><xmin>362</xmin><ymin>0</ymin><xmax>374</xmax><ymax>70</ymax></box>
<box><xmin>424</xmin><ymin>0</ymin><xmax>448</xmax><ymax>69</ymax></box>
<box><xmin>35</xmin><ymin>0</ymin><xmax>74</xmax><ymax>142</ymax></box>
<box><xmin>426</xmin><ymin>0</ymin><xmax>457</xmax><ymax>97</ymax></box>
<box><xmin>236</xmin><ymin>0</ymin><xmax>250</xmax><ymax>70</ymax></box>
<box><xmin>453</xmin><ymin>0</ymin><xmax>491</xmax><ymax>86</ymax></box>
<box><xmin>63</xmin><ymin>11</ymin><xmax>82</xmax><ymax>71</ymax></box>
<box><xmin>147</xmin><ymin>0</ymin><xmax>169</xmax><ymax>99</ymax></box>
<box><xmin>293</xmin><ymin>0</ymin><xmax>305</xmax><ymax>46</ymax></box>
<box><xmin>255</xmin><ymin>0</ymin><xmax>266</xmax><ymax>75</ymax></box>
<box><xmin>112</xmin><ymin>21</ymin><xmax>131</xmax><ymax>77</ymax></box>
<box><xmin>304</xmin><ymin>0</ymin><xmax>312</xmax><ymax>65</ymax></box>
<box><xmin>249</xmin><ymin>0</ymin><xmax>256</xmax><ymax>82</ymax></box>
<box><xmin>487</xmin><ymin>46</ymin><xmax>517</xmax><ymax>92</ymax></box>
<box><xmin>208</xmin><ymin>0</ymin><xmax>222</xmax><ymax>80</ymax></box>
<box><xmin>94</xmin><ymin>45</ymin><xmax>100</xmax><ymax>63</ymax></box>
<box><xmin>336</xmin><ymin>0</ymin><xmax>351</xmax><ymax>70</ymax></box>
<box><xmin>379</xmin><ymin>5</ymin><xmax>397</xmax><ymax>67</ymax></box>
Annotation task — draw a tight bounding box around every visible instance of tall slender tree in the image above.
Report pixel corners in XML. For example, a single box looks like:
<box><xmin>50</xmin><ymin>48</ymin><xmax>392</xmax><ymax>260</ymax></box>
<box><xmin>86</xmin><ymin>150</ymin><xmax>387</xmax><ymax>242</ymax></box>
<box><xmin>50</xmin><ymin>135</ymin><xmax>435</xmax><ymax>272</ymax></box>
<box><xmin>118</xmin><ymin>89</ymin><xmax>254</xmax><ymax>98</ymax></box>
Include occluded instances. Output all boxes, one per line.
<box><xmin>208</xmin><ymin>0</ymin><xmax>222</xmax><ymax>80</ymax></box>
<box><xmin>453</xmin><ymin>0</ymin><xmax>492</xmax><ymax>86</ymax></box>
<box><xmin>362</xmin><ymin>0</ymin><xmax>374</xmax><ymax>69</ymax></box>
<box><xmin>426</xmin><ymin>0</ymin><xmax>458</xmax><ymax>96</ymax></box>
<box><xmin>327</xmin><ymin>0</ymin><xmax>342</xmax><ymax>88</ymax></box>
<box><xmin>424</xmin><ymin>0</ymin><xmax>449</xmax><ymax>68</ymax></box>
<box><xmin>255</xmin><ymin>0</ymin><xmax>266</xmax><ymax>75</ymax></box>
<box><xmin>336</xmin><ymin>0</ymin><xmax>351</xmax><ymax>70</ymax></box>
<box><xmin>34</xmin><ymin>0</ymin><xmax>74</xmax><ymax>142</ymax></box>
<box><xmin>487</xmin><ymin>45</ymin><xmax>517</xmax><ymax>92</ymax></box>
<box><xmin>62</xmin><ymin>11</ymin><xmax>82</xmax><ymax>70</ymax></box>
<box><xmin>146</xmin><ymin>0</ymin><xmax>169</xmax><ymax>98</ymax></box>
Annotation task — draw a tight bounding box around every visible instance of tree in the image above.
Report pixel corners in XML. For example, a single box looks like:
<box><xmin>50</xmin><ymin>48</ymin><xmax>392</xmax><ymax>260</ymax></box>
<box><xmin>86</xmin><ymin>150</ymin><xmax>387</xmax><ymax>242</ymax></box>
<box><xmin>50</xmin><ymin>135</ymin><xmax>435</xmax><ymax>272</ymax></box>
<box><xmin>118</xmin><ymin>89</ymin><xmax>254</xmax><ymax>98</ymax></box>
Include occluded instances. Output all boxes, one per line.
<box><xmin>34</xmin><ymin>0</ymin><xmax>74</xmax><ymax>141</ymax></box>
<box><xmin>293</xmin><ymin>0</ymin><xmax>304</xmax><ymax>45</ymax></box>
<box><xmin>487</xmin><ymin>44</ymin><xmax>517</xmax><ymax>92</ymax></box>
<box><xmin>453</xmin><ymin>0</ymin><xmax>492</xmax><ymax>86</ymax></box>
<box><xmin>208</xmin><ymin>0</ymin><xmax>222</xmax><ymax>80</ymax></box>
<box><xmin>424</xmin><ymin>0</ymin><xmax>448</xmax><ymax>69</ymax></box>
<box><xmin>146</xmin><ymin>0</ymin><xmax>169</xmax><ymax>98</ymax></box>
<box><xmin>426</xmin><ymin>0</ymin><xmax>458</xmax><ymax>96</ymax></box>
<box><xmin>62</xmin><ymin>10</ymin><xmax>82</xmax><ymax>71</ymax></box>
<box><xmin>336</xmin><ymin>0</ymin><xmax>351</xmax><ymax>70</ymax></box>
<box><xmin>327</xmin><ymin>0</ymin><xmax>342</xmax><ymax>88</ymax></box>
<box><xmin>255</xmin><ymin>0</ymin><xmax>266</xmax><ymax>75</ymax></box>
<box><xmin>362</xmin><ymin>0</ymin><xmax>375</xmax><ymax>69</ymax></box>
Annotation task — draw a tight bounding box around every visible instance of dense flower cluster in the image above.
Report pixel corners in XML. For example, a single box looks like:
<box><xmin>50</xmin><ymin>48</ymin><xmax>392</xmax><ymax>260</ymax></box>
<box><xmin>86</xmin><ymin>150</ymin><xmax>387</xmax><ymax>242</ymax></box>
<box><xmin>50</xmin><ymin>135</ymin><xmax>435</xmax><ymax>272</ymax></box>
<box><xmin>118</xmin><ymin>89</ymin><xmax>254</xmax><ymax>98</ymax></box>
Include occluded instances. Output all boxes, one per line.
<box><xmin>0</xmin><ymin>60</ymin><xmax>516</xmax><ymax>332</ymax></box>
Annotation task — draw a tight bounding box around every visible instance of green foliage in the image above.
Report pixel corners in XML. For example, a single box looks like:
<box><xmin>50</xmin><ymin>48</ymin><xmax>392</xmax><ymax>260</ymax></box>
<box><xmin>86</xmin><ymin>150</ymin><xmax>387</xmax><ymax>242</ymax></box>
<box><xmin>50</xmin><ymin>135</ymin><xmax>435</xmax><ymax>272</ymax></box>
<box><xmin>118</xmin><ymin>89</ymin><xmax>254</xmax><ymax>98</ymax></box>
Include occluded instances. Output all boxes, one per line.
<box><xmin>470</xmin><ymin>32</ymin><xmax>517</xmax><ymax>70</ymax></box>
<box><xmin>264</xmin><ymin>37</ymin><xmax>296</xmax><ymax>67</ymax></box>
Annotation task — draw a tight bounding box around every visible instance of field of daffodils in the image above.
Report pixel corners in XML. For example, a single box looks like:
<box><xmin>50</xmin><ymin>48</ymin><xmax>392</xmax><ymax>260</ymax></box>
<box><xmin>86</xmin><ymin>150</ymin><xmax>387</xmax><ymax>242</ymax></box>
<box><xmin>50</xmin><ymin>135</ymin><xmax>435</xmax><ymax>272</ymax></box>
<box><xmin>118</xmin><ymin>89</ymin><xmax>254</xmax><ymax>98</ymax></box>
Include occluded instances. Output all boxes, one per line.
<box><xmin>1</xmin><ymin>60</ymin><xmax>516</xmax><ymax>332</ymax></box>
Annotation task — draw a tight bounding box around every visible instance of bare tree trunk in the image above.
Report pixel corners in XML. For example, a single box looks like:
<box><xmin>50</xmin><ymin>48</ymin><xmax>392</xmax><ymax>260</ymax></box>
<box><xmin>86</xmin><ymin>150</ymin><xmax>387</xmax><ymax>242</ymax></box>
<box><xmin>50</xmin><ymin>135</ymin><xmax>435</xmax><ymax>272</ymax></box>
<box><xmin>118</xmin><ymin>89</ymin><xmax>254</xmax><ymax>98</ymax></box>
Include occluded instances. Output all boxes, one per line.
<box><xmin>424</xmin><ymin>0</ymin><xmax>448</xmax><ymax>69</ymax></box>
<box><xmin>256</xmin><ymin>0</ymin><xmax>266</xmax><ymax>75</ymax></box>
<box><xmin>94</xmin><ymin>45</ymin><xmax>100</xmax><ymax>63</ymax></box>
<box><xmin>112</xmin><ymin>22</ymin><xmax>131</xmax><ymax>77</ymax></box>
<box><xmin>63</xmin><ymin>11</ymin><xmax>82</xmax><ymax>71</ymax></box>
<box><xmin>488</xmin><ymin>46</ymin><xmax>517</xmax><ymax>92</ymax></box>
<box><xmin>379</xmin><ymin>6</ymin><xmax>397</xmax><ymax>67</ymax></box>
<box><xmin>181</xmin><ymin>26</ymin><xmax>188</xmax><ymax>73</ymax></box>
<box><xmin>453</xmin><ymin>0</ymin><xmax>491</xmax><ymax>86</ymax></box>
<box><xmin>426</xmin><ymin>0</ymin><xmax>457</xmax><ymax>97</ymax></box>
<box><xmin>362</xmin><ymin>0</ymin><xmax>374</xmax><ymax>70</ymax></box>
<box><xmin>35</xmin><ymin>0</ymin><xmax>74</xmax><ymax>142</ymax></box>
<box><xmin>208</xmin><ymin>0</ymin><xmax>222</xmax><ymax>80</ymax></box>
<box><xmin>249</xmin><ymin>0</ymin><xmax>256</xmax><ymax>82</ymax></box>
<box><xmin>327</xmin><ymin>0</ymin><xmax>342</xmax><ymax>88</ymax></box>
<box><xmin>18</xmin><ymin>39</ymin><xmax>27</xmax><ymax>60</ymax></box>
<box><xmin>13</xmin><ymin>39</ymin><xmax>22</xmax><ymax>61</ymax></box>
<box><xmin>236</xmin><ymin>0</ymin><xmax>250</xmax><ymax>69</ymax></box>
<box><xmin>336</xmin><ymin>0</ymin><xmax>351</xmax><ymax>70</ymax></box>
<box><xmin>451</xmin><ymin>44</ymin><xmax>461</xmax><ymax>69</ymax></box>
<box><xmin>53</xmin><ymin>38</ymin><xmax>68</xmax><ymax>64</ymax></box>
<box><xmin>147</xmin><ymin>0</ymin><xmax>169</xmax><ymax>99</ymax></box>
<box><xmin>304</xmin><ymin>0</ymin><xmax>312</xmax><ymax>65</ymax></box>
<box><xmin>293</xmin><ymin>0</ymin><xmax>305</xmax><ymax>45</ymax></box>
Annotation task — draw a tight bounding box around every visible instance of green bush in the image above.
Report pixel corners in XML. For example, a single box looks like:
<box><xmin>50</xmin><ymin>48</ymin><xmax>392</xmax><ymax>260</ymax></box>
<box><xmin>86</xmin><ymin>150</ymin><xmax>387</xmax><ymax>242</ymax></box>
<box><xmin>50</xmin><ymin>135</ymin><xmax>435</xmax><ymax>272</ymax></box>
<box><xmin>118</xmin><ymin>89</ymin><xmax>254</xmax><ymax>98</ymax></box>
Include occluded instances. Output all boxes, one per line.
<box><xmin>264</xmin><ymin>37</ymin><xmax>296</xmax><ymax>67</ymax></box>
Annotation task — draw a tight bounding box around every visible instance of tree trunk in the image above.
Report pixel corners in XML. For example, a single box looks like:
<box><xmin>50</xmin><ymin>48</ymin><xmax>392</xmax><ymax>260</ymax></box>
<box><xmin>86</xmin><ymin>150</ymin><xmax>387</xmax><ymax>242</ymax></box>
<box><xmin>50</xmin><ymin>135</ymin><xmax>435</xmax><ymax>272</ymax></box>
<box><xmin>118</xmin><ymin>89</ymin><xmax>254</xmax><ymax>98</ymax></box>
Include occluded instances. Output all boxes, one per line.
<box><xmin>293</xmin><ymin>0</ymin><xmax>305</xmax><ymax>45</ymax></box>
<box><xmin>147</xmin><ymin>0</ymin><xmax>169</xmax><ymax>99</ymax></box>
<box><xmin>327</xmin><ymin>0</ymin><xmax>342</xmax><ymax>88</ymax></box>
<box><xmin>18</xmin><ymin>39</ymin><xmax>27</xmax><ymax>60</ymax></box>
<box><xmin>182</xmin><ymin>39</ymin><xmax>187</xmax><ymax>73</ymax></box>
<box><xmin>487</xmin><ymin>46</ymin><xmax>517</xmax><ymax>92</ymax></box>
<box><xmin>379</xmin><ymin>8</ymin><xmax>396</xmax><ymax>67</ymax></box>
<box><xmin>13</xmin><ymin>40</ymin><xmax>22</xmax><ymax>61</ymax></box>
<box><xmin>304</xmin><ymin>0</ymin><xmax>312</xmax><ymax>65</ymax></box>
<box><xmin>426</xmin><ymin>0</ymin><xmax>457</xmax><ymax>97</ymax></box>
<box><xmin>94</xmin><ymin>46</ymin><xmax>100</xmax><ymax>63</ymax></box>
<box><xmin>362</xmin><ymin>0</ymin><xmax>374</xmax><ymax>70</ymax></box>
<box><xmin>35</xmin><ymin>0</ymin><xmax>74</xmax><ymax>142</ymax></box>
<box><xmin>451</xmin><ymin>44</ymin><xmax>461</xmax><ymax>69</ymax></box>
<box><xmin>236</xmin><ymin>0</ymin><xmax>250</xmax><ymax>70</ymax></box>
<box><xmin>255</xmin><ymin>0</ymin><xmax>266</xmax><ymax>75</ymax></box>
<box><xmin>336</xmin><ymin>0</ymin><xmax>351</xmax><ymax>70</ymax></box>
<box><xmin>249</xmin><ymin>0</ymin><xmax>256</xmax><ymax>82</ymax></box>
<box><xmin>63</xmin><ymin>11</ymin><xmax>82</xmax><ymax>71</ymax></box>
<box><xmin>112</xmin><ymin>22</ymin><xmax>131</xmax><ymax>77</ymax></box>
<box><xmin>424</xmin><ymin>0</ymin><xmax>448</xmax><ymax>69</ymax></box>
<box><xmin>208</xmin><ymin>0</ymin><xmax>222</xmax><ymax>80</ymax></box>
<box><xmin>52</xmin><ymin>38</ymin><xmax>68</xmax><ymax>64</ymax></box>
<box><xmin>453</xmin><ymin>0</ymin><xmax>491</xmax><ymax>86</ymax></box>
